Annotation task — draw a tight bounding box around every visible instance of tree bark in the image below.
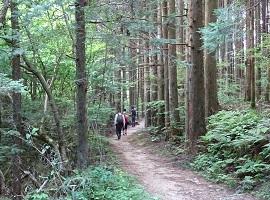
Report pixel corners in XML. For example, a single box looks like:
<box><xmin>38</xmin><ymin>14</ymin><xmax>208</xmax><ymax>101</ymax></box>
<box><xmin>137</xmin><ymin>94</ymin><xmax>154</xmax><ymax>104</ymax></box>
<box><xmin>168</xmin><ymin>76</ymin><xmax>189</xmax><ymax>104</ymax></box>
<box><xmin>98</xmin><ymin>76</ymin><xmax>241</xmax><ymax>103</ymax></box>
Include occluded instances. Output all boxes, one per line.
<box><xmin>11</xmin><ymin>1</ymin><xmax>22</xmax><ymax>198</ymax></box>
<box><xmin>162</xmin><ymin>1</ymin><xmax>170</xmax><ymax>128</ymax></box>
<box><xmin>187</xmin><ymin>0</ymin><xmax>206</xmax><ymax>154</ymax></box>
<box><xmin>150</xmin><ymin>3</ymin><xmax>159</xmax><ymax>127</ymax></box>
<box><xmin>144</xmin><ymin>38</ymin><xmax>151</xmax><ymax>127</ymax></box>
<box><xmin>246</xmin><ymin>0</ymin><xmax>255</xmax><ymax>108</ymax></box>
<box><xmin>139</xmin><ymin>41</ymin><xmax>145</xmax><ymax>118</ymax></box>
<box><xmin>168</xmin><ymin>0</ymin><xmax>180</xmax><ymax>130</ymax></box>
<box><xmin>157</xmin><ymin>3</ymin><xmax>165</xmax><ymax>127</ymax></box>
<box><xmin>204</xmin><ymin>0</ymin><xmax>219</xmax><ymax>116</ymax></box>
<box><xmin>262</xmin><ymin>0</ymin><xmax>270</xmax><ymax>101</ymax></box>
<box><xmin>245</xmin><ymin>1</ymin><xmax>252</xmax><ymax>102</ymax></box>
<box><xmin>255</xmin><ymin>1</ymin><xmax>261</xmax><ymax>100</ymax></box>
<box><xmin>75</xmin><ymin>0</ymin><xmax>89</xmax><ymax>169</ymax></box>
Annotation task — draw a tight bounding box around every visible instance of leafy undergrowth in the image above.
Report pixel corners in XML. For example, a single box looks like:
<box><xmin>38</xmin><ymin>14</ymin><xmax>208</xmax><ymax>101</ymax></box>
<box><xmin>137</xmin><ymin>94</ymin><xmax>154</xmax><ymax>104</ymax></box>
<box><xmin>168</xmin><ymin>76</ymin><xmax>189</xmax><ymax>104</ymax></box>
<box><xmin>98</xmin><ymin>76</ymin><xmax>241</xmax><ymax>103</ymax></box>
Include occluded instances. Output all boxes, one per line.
<box><xmin>192</xmin><ymin>110</ymin><xmax>270</xmax><ymax>198</ymax></box>
<box><xmin>24</xmin><ymin>134</ymin><xmax>156</xmax><ymax>200</ymax></box>
<box><xmin>26</xmin><ymin>166</ymin><xmax>157</xmax><ymax>200</ymax></box>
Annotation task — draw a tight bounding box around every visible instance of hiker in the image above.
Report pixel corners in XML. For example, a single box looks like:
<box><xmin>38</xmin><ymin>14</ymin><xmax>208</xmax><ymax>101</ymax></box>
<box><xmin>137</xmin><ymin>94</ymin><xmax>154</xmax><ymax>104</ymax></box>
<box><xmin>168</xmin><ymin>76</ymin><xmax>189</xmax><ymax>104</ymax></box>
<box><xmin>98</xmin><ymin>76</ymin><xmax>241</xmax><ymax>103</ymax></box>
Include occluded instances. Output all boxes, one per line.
<box><xmin>114</xmin><ymin>110</ymin><xmax>125</xmax><ymax>140</ymax></box>
<box><xmin>123</xmin><ymin>109</ymin><xmax>129</xmax><ymax>136</ymax></box>
<box><xmin>131</xmin><ymin>106</ymin><xmax>136</xmax><ymax>127</ymax></box>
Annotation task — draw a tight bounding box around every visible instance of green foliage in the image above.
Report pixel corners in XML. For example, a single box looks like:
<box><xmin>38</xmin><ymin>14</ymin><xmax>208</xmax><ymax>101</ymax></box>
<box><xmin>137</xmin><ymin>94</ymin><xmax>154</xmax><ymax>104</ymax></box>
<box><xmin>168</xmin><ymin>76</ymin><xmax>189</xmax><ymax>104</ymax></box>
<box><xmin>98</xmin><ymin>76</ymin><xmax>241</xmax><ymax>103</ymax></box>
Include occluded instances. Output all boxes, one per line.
<box><xmin>192</xmin><ymin>110</ymin><xmax>270</xmax><ymax>191</ymax></box>
<box><xmin>65</xmin><ymin>167</ymin><xmax>157</xmax><ymax>200</ymax></box>
<box><xmin>256</xmin><ymin>180</ymin><xmax>270</xmax><ymax>199</ymax></box>
<box><xmin>88</xmin><ymin>133</ymin><xmax>115</xmax><ymax>164</ymax></box>
<box><xmin>201</xmin><ymin>2</ymin><xmax>245</xmax><ymax>52</ymax></box>
<box><xmin>26</xmin><ymin>193</ymin><xmax>49</xmax><ymax>200</ymax></box>
<box><xmin>0</xmin><ymin>73</ymin><xmax>26</xmax><ymax>94</ymax></box>
<box><xmin>218</xmin><ymin>79</ymin><xmax>244</xmax><ymax>107</ymax></box>
<box><xmin>88</xmin><ymin>103</ymin><xmax>115</xmax><ymax>129</ymax></box>
<box><xmin>26</xmin><ymin>167</ymin><xmax>157</xmax><ymax>200</ymax></box>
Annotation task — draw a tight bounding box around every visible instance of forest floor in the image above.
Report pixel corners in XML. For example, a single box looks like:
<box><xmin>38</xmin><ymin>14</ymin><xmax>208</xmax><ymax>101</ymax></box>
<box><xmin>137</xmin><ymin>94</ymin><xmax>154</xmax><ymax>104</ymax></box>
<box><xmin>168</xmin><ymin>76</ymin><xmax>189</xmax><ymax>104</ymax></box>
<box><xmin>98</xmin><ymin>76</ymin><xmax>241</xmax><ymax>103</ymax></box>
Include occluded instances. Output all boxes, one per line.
<box><xmin>110</xmin><ymin>121</ymin><xmax>259</xmax><ymax>200</ymax></box>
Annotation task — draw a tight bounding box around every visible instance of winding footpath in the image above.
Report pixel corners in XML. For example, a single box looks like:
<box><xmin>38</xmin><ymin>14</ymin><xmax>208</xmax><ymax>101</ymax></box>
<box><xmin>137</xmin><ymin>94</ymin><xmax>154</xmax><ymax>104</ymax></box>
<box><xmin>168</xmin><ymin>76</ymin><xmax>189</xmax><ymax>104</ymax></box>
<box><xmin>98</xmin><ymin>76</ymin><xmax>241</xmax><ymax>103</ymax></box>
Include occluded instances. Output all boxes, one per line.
<box><xmin>110</xmin><ymin>122</ymin><xmax>259</xmax><ymax>200</ymax></box>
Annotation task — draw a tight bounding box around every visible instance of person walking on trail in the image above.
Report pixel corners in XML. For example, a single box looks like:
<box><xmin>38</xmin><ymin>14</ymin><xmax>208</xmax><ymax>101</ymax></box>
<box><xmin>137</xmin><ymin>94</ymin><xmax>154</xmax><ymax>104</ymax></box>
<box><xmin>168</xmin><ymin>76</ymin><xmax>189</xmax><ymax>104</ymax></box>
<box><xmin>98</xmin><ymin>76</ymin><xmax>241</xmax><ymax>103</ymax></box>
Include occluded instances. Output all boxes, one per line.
<box><xmin>131</xmin><ymin>106</ymin><xmax>136</xmax><ymax>127</ymax></box>
<box><xmin>123</xmin><ymin>109</ymin><xmax>129</xmax><ymax>136</ymax></box>
<box><xmin>114</xmin><ymin>111</ymin><xmax>125</xmax><ymax>140</ymax></box>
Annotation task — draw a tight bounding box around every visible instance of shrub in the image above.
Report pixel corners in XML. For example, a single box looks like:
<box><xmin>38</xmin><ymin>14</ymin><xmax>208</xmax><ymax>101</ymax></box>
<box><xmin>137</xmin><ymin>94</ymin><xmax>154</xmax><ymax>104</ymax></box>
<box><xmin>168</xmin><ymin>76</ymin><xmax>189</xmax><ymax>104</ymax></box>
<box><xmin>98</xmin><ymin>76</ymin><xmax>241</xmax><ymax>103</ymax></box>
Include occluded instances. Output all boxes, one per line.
<box><xmin>192</xmin><ymin>110</ymin><xmax>270</xmax><ymax>191</ymax></box>
<box><xmin>26</xmin><ymin>167</ymin><xmax>158</xmax><ymax>200</ymax></box>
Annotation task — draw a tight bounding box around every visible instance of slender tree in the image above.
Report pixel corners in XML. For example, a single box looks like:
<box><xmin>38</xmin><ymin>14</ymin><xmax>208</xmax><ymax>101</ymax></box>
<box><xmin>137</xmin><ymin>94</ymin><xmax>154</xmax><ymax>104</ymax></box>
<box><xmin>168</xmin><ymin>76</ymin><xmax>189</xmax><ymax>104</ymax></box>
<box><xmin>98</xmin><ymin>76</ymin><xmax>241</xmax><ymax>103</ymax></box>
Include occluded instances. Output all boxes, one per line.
<box><xmin>144</xmin><ymin>37</ymin><xmax>151</xmax><ymax>127</ymax></box>
<box><xmin>150</xmin><ymin>2</ymin><xmax>159</xmax><ymax>126</ymax></box>
<box><xmin>204</xmin><ymin>0</ymin><xmax>219</xmax><ymax>116</ymax></box>
<box><xmin>162</xmin><ymin>1</ymin><xmax>170</xmax><ymax>128</ymax></box>
<box><xmin>246</xmin><ymin>0</ymin><xmax>255</xmax><ymax>108</ymax></box>
<box><xmin>157</xmin><ymin>3</ymin><xmax>165</xmax><ymax>127</ymax></box>
<box><xmin>255</xmin><ymin>1</ymin><xmax>261</xmax><ymax>99</ymax></box>
<box><xmin>187</xmin><ymin>0</ymin><xmax>206</xmax><ymax>153</ymax></box>
<box><xmin>11</xmin><ymin>0</ymin><xmax>22</xmax><ymax>198</ymax></box>
<box><xmin>168</xmin><ymin>0</ymin><xmax>180</xmax><ymax>128</ymax></box>
<box><xmin>75</xmin><ymin>0</ymin><xmax>89</xmax><ymax>168</ymax></box>
<box><xmin>263</xmin><ymin>0</ymin><xmax>270</xmax><ymax>101</ymax></box>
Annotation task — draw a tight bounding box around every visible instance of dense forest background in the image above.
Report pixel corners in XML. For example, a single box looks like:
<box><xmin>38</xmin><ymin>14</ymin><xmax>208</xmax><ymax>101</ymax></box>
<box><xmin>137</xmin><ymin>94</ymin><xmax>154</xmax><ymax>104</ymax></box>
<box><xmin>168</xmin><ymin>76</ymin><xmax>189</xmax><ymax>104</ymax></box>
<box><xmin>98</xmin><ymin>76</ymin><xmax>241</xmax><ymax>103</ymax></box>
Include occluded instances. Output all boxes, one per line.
<box><xmin>1</xmin><ymin>0</ymin><xmax>270</xmax><ymax>199</ymax></box>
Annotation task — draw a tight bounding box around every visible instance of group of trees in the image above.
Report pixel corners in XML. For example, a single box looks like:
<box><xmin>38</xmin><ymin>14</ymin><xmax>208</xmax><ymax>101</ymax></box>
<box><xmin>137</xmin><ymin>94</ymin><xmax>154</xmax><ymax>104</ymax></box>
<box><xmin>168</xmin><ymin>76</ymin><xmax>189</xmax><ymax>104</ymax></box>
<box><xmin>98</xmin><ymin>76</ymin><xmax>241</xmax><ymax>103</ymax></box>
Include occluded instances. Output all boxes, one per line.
<box><xmin>0</xmin><ymin>0</ymin><xmax>269</xmax><ymax>198</ymax></box>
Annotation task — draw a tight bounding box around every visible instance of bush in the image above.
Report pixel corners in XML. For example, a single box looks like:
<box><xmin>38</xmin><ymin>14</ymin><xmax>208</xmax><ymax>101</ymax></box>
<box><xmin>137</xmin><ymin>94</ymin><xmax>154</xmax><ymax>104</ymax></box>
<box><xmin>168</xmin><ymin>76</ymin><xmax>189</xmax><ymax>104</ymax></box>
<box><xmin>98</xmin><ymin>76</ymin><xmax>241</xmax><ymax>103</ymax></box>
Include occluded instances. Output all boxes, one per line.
<box><xmin>26</xmin><ymin>167</ymin><xmax>157</xmax><ymax>200</ymax></box>
<box><xmin>192</xmin><ymin>110</ymin><xmax>270</xmax><ymax>192</ymax></box>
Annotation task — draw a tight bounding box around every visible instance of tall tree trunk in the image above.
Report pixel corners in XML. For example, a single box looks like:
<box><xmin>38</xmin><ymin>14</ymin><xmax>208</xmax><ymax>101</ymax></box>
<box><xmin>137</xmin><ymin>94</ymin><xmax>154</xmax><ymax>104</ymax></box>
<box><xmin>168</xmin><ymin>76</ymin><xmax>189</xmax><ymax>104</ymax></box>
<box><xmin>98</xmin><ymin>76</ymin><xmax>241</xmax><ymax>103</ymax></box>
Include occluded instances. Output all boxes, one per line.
<box><xmin>185</xmin><ymin>2</ymin><xmax>191</xmax><ymax>149</ymax></box>
<box><xmin>162</xmin><ymin>1</ymin><xmax>170</xmax><ymax>128</ymax></box>
<box><xmin>139</xmin><ymin>41</ymin><xmax>145</xmax><ymax>118</ymax></box>
<box><xmin>263</xmin><ymin>0</ymin><xmax>270</xmax><ymax>101</ymax></box>
<box><xmin>168</xmin><ymin>0</ymin><xmax>180</xmax><ymax>130</ymax></box>
<box><xmin>122</xmin><ymin>65</ymin><xmax>127</xmax><ymax>111</ymax></box>
<box><xmin>144</xmin><ymin>38</ymin><xmax>151</xmax><ymax>127</ymax></box>
<box><xmin>11</xmin><ymin>1</ymin><xmax>22</xmax><ymax>198</ymax></box>
<box><xmin>150</xmin><ymin>2</ymin><xmax>158</xmax><ymax>127</ymax></box>
<box><xmin>187</xmin><ymin>0</ymin><xmax>206</xmax><ymax>154</ymax></box>
<box><xmin>256</xmin><ymin>1</ymin><xmax>261</xmax><ymax>100</ymax></box>
<box><xmin>245</xmin><ymin>1</ymin><xmax>252</xmax><ymax>102</ymax></box>
<box><xmin>204</xmin><ymin>0</ymin><xmax>219</xmax><ymax>116</ymax></box>
<box><xmin>115</xmin><ymin>67</ymin><xmax>122</xmax><ymax>111</ymax></box>
<box><xmin>157</xmin><ymin>3</ymin><xmax>165</xmax><ymax>127</ymax></box>
<box><xmin>247</xmin><ymin>0</ymin><xmax>256</xmax><ymax>108</ymax></box>
<box><xmin>75</xmin><ymin>0</ymin><xmax>89</xmax><ymax>169</ymax></box>
<box><xmin>129</xmin><ymin>1</ymin><xmax>137</xmax><ymax>108</ymax></box>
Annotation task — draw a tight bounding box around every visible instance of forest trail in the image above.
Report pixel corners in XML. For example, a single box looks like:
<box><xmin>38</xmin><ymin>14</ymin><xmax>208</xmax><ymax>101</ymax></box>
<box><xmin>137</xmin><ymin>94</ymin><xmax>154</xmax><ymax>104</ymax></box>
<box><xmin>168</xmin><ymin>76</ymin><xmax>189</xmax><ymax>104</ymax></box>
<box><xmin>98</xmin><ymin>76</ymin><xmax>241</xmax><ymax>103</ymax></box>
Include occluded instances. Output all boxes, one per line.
<box><xmin>110</xmin><ymin>122</ymin><xmax>258</xmax><ymax>200</ymax></box>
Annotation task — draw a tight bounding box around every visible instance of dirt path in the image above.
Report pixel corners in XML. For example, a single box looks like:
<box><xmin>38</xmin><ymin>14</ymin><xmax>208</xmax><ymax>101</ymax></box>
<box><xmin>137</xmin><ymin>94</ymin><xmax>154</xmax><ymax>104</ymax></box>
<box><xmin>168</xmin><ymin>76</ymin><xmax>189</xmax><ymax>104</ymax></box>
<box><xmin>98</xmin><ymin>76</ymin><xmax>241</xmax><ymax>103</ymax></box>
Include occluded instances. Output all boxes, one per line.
<box><xmin>110</xmin><ymin>122</ymin><xmax>258</xmax><ymax>200</ymax></box>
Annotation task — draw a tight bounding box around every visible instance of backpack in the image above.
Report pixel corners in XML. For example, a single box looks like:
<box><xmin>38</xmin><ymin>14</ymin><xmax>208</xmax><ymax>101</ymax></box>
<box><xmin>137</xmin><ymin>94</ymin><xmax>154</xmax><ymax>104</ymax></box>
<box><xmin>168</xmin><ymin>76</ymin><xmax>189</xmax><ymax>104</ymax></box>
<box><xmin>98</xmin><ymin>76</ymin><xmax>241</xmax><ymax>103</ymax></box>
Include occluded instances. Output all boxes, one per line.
<box><xmin>124</xmin><ymin>115</ymin><xmax>129</xmax><ymax>125</ymax></box>
<box><xmin>131</xmin><ymin>109</ymin><xmax>136</xmax><ymax>117</ymax></box>
<box><xmin>116</xmin><ymin>114</ymin><xmax>123</xmax><ymax>125</ymax></box>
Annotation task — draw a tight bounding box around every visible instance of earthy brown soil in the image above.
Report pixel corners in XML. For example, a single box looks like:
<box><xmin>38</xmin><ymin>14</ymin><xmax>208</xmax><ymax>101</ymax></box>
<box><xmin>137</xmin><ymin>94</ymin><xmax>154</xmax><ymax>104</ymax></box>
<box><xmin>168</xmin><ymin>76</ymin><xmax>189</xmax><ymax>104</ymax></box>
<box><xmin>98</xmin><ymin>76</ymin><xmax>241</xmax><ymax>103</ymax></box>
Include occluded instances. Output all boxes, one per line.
<box><xmin>110</xmin><ymin>122</ymin><xmax>259</xmax><ymax>200</ymax></box>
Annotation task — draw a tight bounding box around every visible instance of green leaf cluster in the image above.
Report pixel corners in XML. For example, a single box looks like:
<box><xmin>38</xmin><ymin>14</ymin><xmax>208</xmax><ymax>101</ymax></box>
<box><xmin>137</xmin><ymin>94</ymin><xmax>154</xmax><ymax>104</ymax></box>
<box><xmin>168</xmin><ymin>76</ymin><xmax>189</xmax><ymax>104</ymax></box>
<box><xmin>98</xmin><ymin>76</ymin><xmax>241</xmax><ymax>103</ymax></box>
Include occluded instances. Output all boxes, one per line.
<box><xmin>192</xmin><ymin>110</ymin><xmax>270</xmax><ymax>191</ymax></box>
<box><xmin>201</xmin><ymin>2</ymin><xmax>245</xmax><ymax>52</ymax></box>
<box><xmin>26</xmin><ymin>167</ymin><xmax>158</xmax><ymax>200</ymax></box>
<box><xmin>0</xmin><ymin>73</ymin><xmax>26</xmax><ymax>94</ymax></box>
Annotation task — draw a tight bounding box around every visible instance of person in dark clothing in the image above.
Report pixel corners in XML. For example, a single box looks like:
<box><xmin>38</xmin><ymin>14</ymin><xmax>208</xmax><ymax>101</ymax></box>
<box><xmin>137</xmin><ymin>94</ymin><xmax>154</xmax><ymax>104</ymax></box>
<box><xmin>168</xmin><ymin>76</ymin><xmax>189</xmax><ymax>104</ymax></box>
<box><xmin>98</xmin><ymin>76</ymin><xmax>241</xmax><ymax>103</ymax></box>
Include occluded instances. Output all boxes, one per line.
<box><xmin>114</xmin><ymin>111</ymin><xmax>125</xmax><ymax>140</ymax></box>
<box><xmin>131</xmin><ymin>106</ymin><xmax>136</xmax><ymax>127</ymax></box>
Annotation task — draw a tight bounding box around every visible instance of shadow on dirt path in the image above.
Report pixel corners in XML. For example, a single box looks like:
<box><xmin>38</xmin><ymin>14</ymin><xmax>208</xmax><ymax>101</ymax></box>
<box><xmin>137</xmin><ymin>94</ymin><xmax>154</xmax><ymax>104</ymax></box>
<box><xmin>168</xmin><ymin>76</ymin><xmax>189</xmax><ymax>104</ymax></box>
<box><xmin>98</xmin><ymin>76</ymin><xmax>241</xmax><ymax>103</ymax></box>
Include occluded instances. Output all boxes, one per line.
<box><xmin>110</xmin><ymin>121</ymin><xmax>259</xmax><ymax>200</ymax></box>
